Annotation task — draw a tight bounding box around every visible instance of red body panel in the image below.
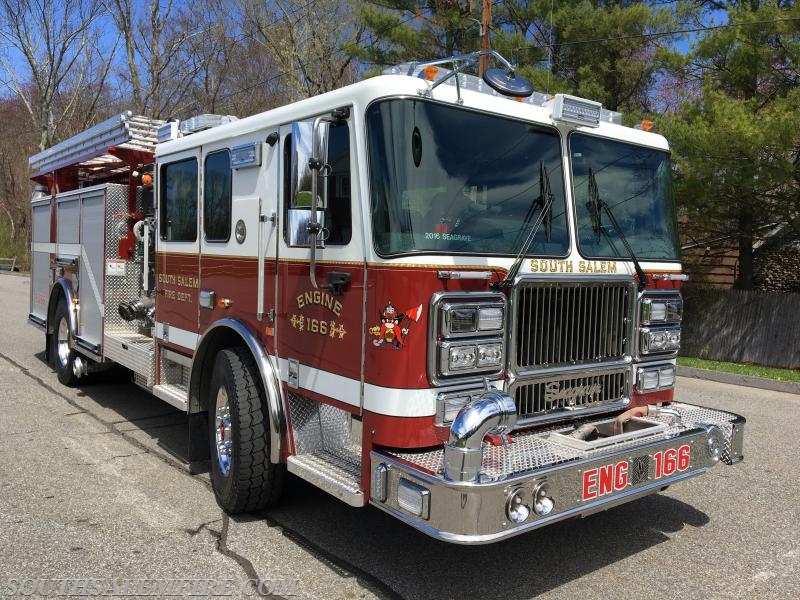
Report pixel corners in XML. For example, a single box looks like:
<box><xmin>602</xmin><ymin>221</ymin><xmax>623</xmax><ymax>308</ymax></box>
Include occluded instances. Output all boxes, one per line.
<box><xmin>155</xmin><ymin>252</ymin><xmax>199</xmax><ymax>335</ymax></box>
<box><xmin>363</xmin><ymin>264</ymin><xmax>506</xmax><ymax>389</ymax></box>
<box><xmin>277</xmin><ymin>260</ymin><xmax>365</xmax><ymax>383</ymax></box>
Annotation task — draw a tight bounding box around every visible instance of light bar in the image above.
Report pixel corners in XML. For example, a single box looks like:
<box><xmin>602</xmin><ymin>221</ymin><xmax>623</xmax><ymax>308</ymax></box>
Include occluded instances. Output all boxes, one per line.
<box><xmin>180</xmin><ymin>114</ymin><xmax>238</xmax><ymax>136</ymax></box>
<box><xmin>550</xmin><ymin>94</ymin><xmax>602</xmax><ymax>127</ymax></box>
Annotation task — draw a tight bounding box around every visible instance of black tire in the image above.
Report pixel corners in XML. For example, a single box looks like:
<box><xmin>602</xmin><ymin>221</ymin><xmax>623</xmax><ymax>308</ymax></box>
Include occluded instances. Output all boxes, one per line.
<box><xmin>50</xmin><ymin>300</ymin><xmax>78</xmax><ymax>387</ymax></box>
<box><xmin>208</xmin><ymin>347</ymin><xmax>284</xmax><ymax>513</ymax></box>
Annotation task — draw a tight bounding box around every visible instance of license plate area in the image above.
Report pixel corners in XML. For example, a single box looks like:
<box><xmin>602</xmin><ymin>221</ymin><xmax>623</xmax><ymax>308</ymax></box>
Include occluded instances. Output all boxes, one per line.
<box><xmin>581</xmin><ymin>442</ymin><xmax>694</xmax><ymax>502</ymax></box>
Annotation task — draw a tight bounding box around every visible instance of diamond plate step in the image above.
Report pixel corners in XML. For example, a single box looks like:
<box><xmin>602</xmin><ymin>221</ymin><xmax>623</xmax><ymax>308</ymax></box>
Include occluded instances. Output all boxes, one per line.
<box><xmin>288</xmin><ymin>450</ymin><xmax>364</xmax><ymax>507</ymax></box>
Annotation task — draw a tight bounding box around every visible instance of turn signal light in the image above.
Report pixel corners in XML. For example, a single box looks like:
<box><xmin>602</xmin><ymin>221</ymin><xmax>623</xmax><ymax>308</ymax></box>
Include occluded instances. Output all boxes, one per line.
<box><xmin>423</xmin><ymin>66</ymin><xmax>439</xmax><ymax>81</ymax></box>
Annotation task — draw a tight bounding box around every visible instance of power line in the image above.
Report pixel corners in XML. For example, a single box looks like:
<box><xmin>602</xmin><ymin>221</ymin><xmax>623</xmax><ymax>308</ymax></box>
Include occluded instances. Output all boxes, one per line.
<box><xmin>549</xmin><ymin>17</ymin><xmax>800</xmax><ymax>48</ymax></box>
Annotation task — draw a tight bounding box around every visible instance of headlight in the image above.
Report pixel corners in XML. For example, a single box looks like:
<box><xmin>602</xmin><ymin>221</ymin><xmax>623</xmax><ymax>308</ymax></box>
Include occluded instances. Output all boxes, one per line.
<box><xmin>640</xmin><ymin>327</ymin><xmax>681</xmax><ymax>354</ymax></box>
<box><xmin>478</xmin><ymin>306</ymin><xmax>504</xmax><ymax>331</ymax></box>
<box><xmin>477</xmin><ymin>343</ymin><xmax>503</xmax><ymax>368</ymax></box>
<box><xmin>641</xmin><ymin>294</ymin><xmax>682</xmax><ymax>325</ymax></box>
<box><xmin>440</xmin><ymin>341</ymin><xmax>504</xmax><ymax>376</ymax></box>
<box><xmin>446</xmin><ymin>307</ymin><xmax>478</xmax><ymax>334</ymax></box>
<box><xmin>431</xmin><ymin>293</ymin><xmax>507</xmax><ymax>382</ymax></box>
<box><xmin>447</xmin><ymin>344</ymin><xmax>477</xmax><ymax>371</ymax></box>
<box><xmin>441</xmin><ymin>301</ymin><xmax>504</xmax><ymax>337</ymax></box>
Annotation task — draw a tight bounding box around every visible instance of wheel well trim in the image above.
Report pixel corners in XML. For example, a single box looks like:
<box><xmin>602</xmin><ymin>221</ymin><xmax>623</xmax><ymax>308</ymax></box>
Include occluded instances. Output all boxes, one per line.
<box><xmin>47</xmin><ymin>278</ymin><xmax>77</xmax><ymax>337</ymax></box>
<box><xmin>189</xmin><ymin>319</ymin><xmax>285</xmax><ymax>464</ymax></box>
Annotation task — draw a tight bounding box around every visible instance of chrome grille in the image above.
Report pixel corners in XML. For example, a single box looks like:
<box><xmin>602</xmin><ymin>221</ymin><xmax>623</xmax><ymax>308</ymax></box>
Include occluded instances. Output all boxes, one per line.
<box><xmin>513</xmin><ymin>369</ymin><xmax>629</xmax><ymax>419</ymax></box>
<box><xmin>514</xmin><ymin>280</ymin><xmax>633</xmax><ymax>369</ymax></box>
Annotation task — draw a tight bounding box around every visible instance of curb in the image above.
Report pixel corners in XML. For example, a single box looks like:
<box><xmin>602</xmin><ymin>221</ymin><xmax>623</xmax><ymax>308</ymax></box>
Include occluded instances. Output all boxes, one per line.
<box><xmin>677</xmin><ymin>366</ymin><xmax>800</xmax><ymax>396</ymax></box>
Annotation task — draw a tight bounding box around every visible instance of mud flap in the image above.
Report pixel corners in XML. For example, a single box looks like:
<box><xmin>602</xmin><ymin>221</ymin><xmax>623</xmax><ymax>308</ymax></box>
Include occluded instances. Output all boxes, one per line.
<box><xmin>188</xmin><ymin>411</ymin><xmax>210</xmax><ymax>474</ymax></box>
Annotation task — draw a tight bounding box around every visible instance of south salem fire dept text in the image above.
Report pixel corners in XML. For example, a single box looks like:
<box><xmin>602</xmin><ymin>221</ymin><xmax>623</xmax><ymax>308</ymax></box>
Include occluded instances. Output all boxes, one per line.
<box><xmin>27</xmin><ymin>50</ymin><xmax>744</xmax><ymax>544</ymax></box>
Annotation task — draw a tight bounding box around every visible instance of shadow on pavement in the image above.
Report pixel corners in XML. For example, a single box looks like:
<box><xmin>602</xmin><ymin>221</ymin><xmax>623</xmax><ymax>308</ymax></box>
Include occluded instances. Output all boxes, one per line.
<box><xmin>263</xmin><ymin>477</ymin><xmax>710</xmax><ymax>600</ymax></box>
<box><xmin>34</xmin><ymin>350</ymin><xmax>711</xmax><ymax>600</ymax></box>
<box><xmin>34</xmin><ymin>350</ymin><xmax>196</xmax><ymax>469</ymax></box>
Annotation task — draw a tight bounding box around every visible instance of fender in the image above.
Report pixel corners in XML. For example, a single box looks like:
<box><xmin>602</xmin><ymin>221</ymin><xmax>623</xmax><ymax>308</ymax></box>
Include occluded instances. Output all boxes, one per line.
<box><xmin>46</xmin><ymin>278</ymin><xmax>77</xmax><ymax>360</ymax></box>
<box><xmin>189</xmin><ymin>318</ymin><xmax>286</xmax><ymax>464</ymax></box>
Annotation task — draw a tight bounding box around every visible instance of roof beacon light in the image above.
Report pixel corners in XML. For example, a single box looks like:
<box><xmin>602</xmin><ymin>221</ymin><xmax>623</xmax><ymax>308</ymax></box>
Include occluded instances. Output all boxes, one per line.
<box><xmin>551</xmin><ymin>94</ymin><xmax>602</xmax><ymax>128</ymax></box>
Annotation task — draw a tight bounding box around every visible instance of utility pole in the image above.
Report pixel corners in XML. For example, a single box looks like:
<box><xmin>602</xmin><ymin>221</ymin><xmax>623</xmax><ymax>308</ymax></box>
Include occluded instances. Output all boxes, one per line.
<box><xmin>479</xmin><ymin>0</ymin><xmax>491</xmax><ymax>77</ymax></box>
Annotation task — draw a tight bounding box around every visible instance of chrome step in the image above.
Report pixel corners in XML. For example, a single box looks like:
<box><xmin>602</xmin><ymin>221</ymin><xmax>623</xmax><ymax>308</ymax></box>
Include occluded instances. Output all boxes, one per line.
<box><xmin>152</xmin><ymin>383</ymin><xmax>188</xmax><ymax>411</ymax></box>
<box><xmin>288</xmin><ymin>450</ymin><xmax>364</xmax><ymax>507</ymax></box>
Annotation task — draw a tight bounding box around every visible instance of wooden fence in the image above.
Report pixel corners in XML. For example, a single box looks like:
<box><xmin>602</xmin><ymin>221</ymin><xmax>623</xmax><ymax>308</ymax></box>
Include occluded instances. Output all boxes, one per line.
<box><xmin>681</xmin><ymin>287</ymin><xmax>800</xmax><ymax>369</ymax></box>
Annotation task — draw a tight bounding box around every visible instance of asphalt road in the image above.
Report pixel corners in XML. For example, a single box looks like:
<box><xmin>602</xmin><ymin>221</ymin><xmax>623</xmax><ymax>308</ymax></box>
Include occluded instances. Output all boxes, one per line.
<box><xmin>1</xmin><ymin>272</ymin><xmax>798</xmax><ymax>600</ymax></box>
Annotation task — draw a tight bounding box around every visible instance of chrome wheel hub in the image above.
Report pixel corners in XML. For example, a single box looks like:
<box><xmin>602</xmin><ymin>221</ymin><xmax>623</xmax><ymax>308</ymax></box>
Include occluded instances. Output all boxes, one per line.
<box><xmin>56</xmin><ymin>318</ymin><xmax>70</xmax><ymax>368</ymax></box>
<box><xmin>215</xmin><ymin>387</ymin><xmax>233</xmax><ymax>476</ymax></box>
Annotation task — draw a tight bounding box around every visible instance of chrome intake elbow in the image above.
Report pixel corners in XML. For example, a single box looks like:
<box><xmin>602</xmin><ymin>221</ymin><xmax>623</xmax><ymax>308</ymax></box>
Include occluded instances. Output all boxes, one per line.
<box><xmin>443</xmin><ymin>389</ymin><xmax>517</xmax><ymax>482</ymax></box>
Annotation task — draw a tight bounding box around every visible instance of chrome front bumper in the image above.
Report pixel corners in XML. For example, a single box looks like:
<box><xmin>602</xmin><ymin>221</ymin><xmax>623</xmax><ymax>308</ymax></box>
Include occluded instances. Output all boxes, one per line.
<box><xmin>369</xmin><ymin>403</ymin><xmax>745</xmax><ymax>544</ymax></box>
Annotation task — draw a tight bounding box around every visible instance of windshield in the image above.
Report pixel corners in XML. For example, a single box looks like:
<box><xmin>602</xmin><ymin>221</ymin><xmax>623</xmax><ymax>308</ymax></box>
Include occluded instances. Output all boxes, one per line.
<box><xmin>571</xmin><ymin>134</ymin><xmax>679</xmax><ymax>261</ymax></box>
<box><xmin>367</xmin><ymin>99</ymin><xmax>569</xmax><ymax>257</ymax></box>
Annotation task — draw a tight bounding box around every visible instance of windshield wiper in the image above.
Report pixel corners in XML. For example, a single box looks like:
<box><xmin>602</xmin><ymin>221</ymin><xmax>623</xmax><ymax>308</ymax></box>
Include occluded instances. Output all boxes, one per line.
<box><xmin>494</xmin><ymin>161</ymin><xmax>554</xmax><ymax>288</ymax></box>
<box><xmin>587</xmin><ymin>168</ymin><xmax>649</xmax><ymax>290</ymax></box>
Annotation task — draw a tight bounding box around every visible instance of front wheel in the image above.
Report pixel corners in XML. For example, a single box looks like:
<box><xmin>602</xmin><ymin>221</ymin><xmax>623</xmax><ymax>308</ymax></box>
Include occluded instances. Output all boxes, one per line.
<box><xmin>50</xmin><ymin>300</ymin><xmax>78</xmax><ymax>387</ymax></box>
<box><xmin>208</xmin><ymin>348</ymin><xmax>284</xmax><ymax>513</ymax></box>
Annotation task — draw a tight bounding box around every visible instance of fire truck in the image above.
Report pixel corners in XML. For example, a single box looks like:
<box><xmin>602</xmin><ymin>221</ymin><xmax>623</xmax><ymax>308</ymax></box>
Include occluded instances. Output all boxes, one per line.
<box><xmin>28</xmin><ymin>51</ymin><xmax>744</xmax><ymax>544</ymax></box>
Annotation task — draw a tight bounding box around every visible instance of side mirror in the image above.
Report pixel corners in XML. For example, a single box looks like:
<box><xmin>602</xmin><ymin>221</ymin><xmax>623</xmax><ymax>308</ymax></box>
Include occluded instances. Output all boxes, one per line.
<box><xmin>287</xmin><ymin>120</ymin><xmax>329</xmax><ymax>247</ymax></box>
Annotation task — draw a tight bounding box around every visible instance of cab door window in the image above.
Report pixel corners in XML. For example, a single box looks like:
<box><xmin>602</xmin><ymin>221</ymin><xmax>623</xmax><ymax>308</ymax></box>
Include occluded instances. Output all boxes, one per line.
<box><xmin>160</xmin><ymin>158</ymin><xmax>198</xmax><ymax>241</ymax></box>
<box><xmin>204</xmin><ymin>150</ymin><xmax>232</xmax><ymax>242</ymax></box>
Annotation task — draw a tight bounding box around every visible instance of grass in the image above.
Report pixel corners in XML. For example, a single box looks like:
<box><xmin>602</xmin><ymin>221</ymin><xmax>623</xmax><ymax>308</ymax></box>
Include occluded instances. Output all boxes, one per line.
<box><xmin>677</xmin><ymin>357</ymin><xmax>800</xmax><ymax>383</ymax></box>
<box><xmin>0</xmin><ymin>222</ymin><xmax>29</xmax><ymax>271</ymax></box>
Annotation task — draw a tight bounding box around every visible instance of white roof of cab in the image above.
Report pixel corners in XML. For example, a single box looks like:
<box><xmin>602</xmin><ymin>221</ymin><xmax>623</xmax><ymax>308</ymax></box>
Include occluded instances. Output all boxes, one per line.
<box><xmin>156</xmin><ymin>74</ymin><xmax>670</xmax><ymax>157</ymax></box>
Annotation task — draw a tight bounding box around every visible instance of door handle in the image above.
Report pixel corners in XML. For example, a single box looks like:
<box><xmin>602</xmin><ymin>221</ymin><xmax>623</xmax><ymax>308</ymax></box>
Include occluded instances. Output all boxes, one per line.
<box><xmin>326</xmin><ymin>272</ymin><xmax>351</xmax><ymax>296</ymax></box>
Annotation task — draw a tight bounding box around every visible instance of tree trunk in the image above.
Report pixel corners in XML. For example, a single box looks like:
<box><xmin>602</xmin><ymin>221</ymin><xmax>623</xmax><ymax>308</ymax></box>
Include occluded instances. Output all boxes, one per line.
<box><xmin>0</xmin><ymin>204</ymin><xmax>15</xmax><ymax>239</ymax></box>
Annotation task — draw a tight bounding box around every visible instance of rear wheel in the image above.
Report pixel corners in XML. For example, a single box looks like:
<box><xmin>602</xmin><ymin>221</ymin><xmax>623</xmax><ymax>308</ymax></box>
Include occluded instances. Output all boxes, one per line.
<box><xmin>208</xmin><ymin>347</ymin><xmax>284</xmax><ymax>513</ymax></box>
<box><xmin>50</xmin><ymin>300</ymin><xmax>78</xmax><ymax>387</ymax></box>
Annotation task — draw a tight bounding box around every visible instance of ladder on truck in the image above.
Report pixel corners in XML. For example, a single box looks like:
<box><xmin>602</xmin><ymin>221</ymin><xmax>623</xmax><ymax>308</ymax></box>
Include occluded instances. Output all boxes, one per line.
<box><xmin>30</xmin><ymin>111</ymin><xmax>163</xmax><ymax>185</ymax></box>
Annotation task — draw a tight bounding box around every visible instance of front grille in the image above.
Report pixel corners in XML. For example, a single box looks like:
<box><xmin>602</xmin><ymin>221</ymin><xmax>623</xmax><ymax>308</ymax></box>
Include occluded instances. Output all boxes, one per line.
<box><xmin>514</xmin><ymin>280</ymin><xmax>633</xmax><ymax>369</ymax></box>
<box><xmin>514</xmin><ymin>369</ymin><xmax>629</xmax><ymax>420</ymax></box>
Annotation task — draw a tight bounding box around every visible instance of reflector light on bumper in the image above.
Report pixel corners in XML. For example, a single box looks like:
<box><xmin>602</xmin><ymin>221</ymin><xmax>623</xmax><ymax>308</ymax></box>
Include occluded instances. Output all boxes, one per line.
<box><xmin>397</xmin><ymin>479</ymin><xmax>430</xmax><ymax>519</ymax></box>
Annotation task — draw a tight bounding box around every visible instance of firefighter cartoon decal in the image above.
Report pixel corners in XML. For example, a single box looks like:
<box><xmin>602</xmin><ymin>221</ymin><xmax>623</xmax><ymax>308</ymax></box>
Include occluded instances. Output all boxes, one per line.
<box><xmin>370</xmin><ymin>302</ymin><xmax>423</xmax><ymax>349</ymax></box>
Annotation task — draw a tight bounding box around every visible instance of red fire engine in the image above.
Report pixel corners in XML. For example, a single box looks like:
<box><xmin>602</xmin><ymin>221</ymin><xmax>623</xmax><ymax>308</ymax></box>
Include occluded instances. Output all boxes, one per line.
<box><xmin>28</xmin><ymin>51</ymin><xmax>744</xmax><ymax>543</ymax></box>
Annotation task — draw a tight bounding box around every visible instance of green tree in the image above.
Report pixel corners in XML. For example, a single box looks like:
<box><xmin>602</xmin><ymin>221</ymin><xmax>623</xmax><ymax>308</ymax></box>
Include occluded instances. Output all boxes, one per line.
<box><xmin>665</xmin><ymin>1</ymin><xmax>800</xmax><ymax>289</ymax></box>
<box><xmin>356</xmin><ymin>1</ymin><xmax>687</xmax><ymax>116</ymax></box>
<box><xmin>353</xmin><ymin>0</ymin><xmax>483</xmax><ymax>71</ymax></box>
<box><xmin>494</xmin><ymin>1</ymin><xmax>687</xmax><ymax>114</ymax></box>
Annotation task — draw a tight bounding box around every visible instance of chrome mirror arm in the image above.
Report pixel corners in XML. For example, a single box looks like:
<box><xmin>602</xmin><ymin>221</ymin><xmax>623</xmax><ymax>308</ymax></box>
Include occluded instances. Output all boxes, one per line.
<box><xmin>308</xmin><ymin>115</ymin><xmax>328</xmax><ymax>290</ymax></box>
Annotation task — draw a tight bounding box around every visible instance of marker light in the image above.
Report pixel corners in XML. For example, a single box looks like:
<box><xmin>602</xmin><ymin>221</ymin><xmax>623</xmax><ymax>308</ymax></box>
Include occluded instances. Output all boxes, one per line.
<box><xmin>397</xmin><ymin>479</ymin><xmax>431</xmax><ymax>519</ymax></box>
<box><xmin>551</xmin><ymin>94</ymin><xmax>602</xmax><ymax>127</ymax></box>
<box><xmin>423</xmin><ymin>66</ymin><xmax>439</xmax><ymax>81</ymax></box>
